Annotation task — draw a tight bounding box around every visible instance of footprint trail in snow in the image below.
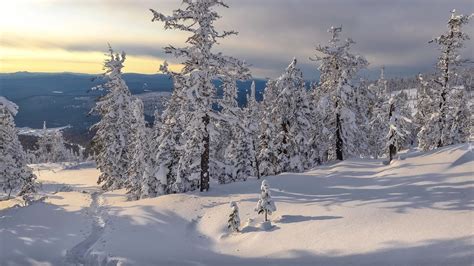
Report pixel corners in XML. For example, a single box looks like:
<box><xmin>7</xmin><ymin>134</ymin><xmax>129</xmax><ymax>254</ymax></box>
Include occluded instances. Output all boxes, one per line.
<box><xmin>65</xmin><ymin>191</ymin><xmax>106</xmax><ymax>265</ymax></box>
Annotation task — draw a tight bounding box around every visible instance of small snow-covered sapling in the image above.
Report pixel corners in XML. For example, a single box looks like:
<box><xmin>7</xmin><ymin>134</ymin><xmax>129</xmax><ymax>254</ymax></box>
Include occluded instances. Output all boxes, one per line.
<box><xmin>255</xmin><ymin>180</ymin><xmax>276</xmax><ymax>222</ymax></box>
<box><xmin>228</xmin><ymin>201</ymin><xmax>240</xmax><ymax>232</ymax></box>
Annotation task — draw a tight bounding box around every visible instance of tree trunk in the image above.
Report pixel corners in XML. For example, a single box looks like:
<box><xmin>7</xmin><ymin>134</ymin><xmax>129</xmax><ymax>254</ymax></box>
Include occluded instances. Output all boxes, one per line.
<box><xmin>336</xmin><ymin>113</ymin><xmax>344</xmax><ymax>160</ymax></box>
<box><xmin>389</xmin><ymin>144</ymin><xmax>396</xmax><ymax>163</ymax></box>
<box><xmin>253</xmin><ymin>139</ymin><xmax>260</xmax><ymax>179</ymax></box>
<box><xmin>388</xmin><ymin>103</ymin><xmax>396</xmax><ymax>163</ymax></box>
<box><xmin>265</xmin><ymin>210</ymin><xmax>268</xmax><ymax>222</ymax></box>
<box><xmin>200</xmin><ymin>114</ymin><xmax>210</xmax><ymax>192</ymax></box>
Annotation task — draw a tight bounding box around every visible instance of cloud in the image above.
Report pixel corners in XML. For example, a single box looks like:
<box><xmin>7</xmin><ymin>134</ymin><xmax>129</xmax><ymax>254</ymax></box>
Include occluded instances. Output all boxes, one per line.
<box><xmin>1</xmin><ymin>0</ymin><xmax>473</xmax><ymax>78</ymax></box>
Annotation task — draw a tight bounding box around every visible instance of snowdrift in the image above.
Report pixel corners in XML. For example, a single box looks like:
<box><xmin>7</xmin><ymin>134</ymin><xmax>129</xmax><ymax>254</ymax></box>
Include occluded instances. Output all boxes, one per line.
<box><xmin>1</xmin><ymin>144</ymin><xmax>472</xmax><ymax>265</ymax></box>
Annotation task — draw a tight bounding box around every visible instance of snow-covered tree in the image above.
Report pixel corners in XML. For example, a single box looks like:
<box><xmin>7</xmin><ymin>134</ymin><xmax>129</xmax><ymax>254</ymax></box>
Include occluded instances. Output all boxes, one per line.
<box><xmin>144</xmin><ymin>70</ymin><xmax>186</xmax><ymax>197</ymax></box>
<box><xmin>367</xmin><ymin>68</ymin><xmax>390</xmax><ymax>159</ymax></box>
<box><xmin>35</xmin><ymin>121</ymin><xmax>74</xmax><ymax>163</ymax></box>
<box><xmin>219</xmin><ymin>77</ymin><xmax>255</xmax><ymax>183</ymax></box>
<box><xmin>91</xmin><ymin>46</ymin><xmax>135</xmax><ymax>191</ymax></box>
<box><xmin>258</xmin><ymin>59</ymin><xmax>314</xmax><ymax>174</ymax></box>
<box><xmin>245</xmin><ymin>81</ymin><xmax>262</xmax><ymax>178</ymax></box>
<box><xmin>310</xmin><ymin>26</ymin><xmax>368</xmax><ymax>160</ymax></box>
<box><xmin>126</xmin><ymin>98</ymin><xmax>148</xmax><ymax>200</ymax></box>
<box><xmin>255</xmin><ymin>180</ymin><xmax>276</xmax><ymax>222</ymax></box>
<box><xmin>0</xmin><ymin>97</ymin><xmax>37</xmax><ymax>199</ymax></box>
<box><xmin>414</xmin><ymin>74</ymin><xmax>435</xmax><ymax>142</ymax></box>
<box><xmin>223</xmin><ymin>125</ymin><xmax>254</xmax><ymax>183</ymax></box>
<box><xmin>447</xmin><ymin>87</ymin><xmax>470</xmax><ymax>144</ymax></box>
<box><xmin>227</xmin><ymin>201</ymin><xmax>240</xmax><ymax>232</ymax></box>
<box><xmin>382</xmin><ymin>92</ymin><xmax>413</xmax><ymax>162</ymax></box>
<box><xmin>150</xmin><ymin>0</ymin><xmax>250</xmax><ymax>192</ymax></box>
<box><xmin>418</xmin><ymin>10</ymin><xmax>473</xmax><ymax>150</ymax></box>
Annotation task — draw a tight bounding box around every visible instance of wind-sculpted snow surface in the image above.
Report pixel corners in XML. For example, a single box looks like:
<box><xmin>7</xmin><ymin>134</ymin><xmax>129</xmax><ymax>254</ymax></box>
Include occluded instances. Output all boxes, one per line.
<box><xmin>0</xmin><ymin>144</ymin><xmax>473</xmax><ymax>265</ymax></box>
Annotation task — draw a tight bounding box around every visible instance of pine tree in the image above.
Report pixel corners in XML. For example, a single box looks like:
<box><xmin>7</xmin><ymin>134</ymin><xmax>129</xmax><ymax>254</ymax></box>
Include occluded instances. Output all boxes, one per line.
<box><xmin>151</xmin><ymin>0</ymin><xmax>250</xmax><ymax>192</ymax></box>
<box><xmin>91</xmin><ymin>46</ymin><xmax>135</xmax><ymax>191</ymax></box>
<box><xmin>310</xmin><ymin>26</ymin><xmax>368</xmax><ymax>160</ymax></box>
<box><xmin>255</xmin><ymin>180</ymin><xmax>276</xmax><ymax>222</ymax></box>
<box><xmin>418</xmin><ymin>10</ymin><xmax>473</xmax><ymax>149</ymax></box>
<box><xmin>0</xmin><ymin>97</ymin><xmax>37</xmax><ymax>199</ymax></box>
<box><xmin>227</xmin><ymin>201</ymin><xmax>240</xmax><ymax>232</ymax></box>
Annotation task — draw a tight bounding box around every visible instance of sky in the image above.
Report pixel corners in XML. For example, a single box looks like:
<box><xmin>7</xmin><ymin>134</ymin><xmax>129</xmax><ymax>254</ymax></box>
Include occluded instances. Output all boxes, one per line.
<box><xmin>0</xmin><ymin>0</ymin><xmax>473</xmax><ymax>79</ymax></box>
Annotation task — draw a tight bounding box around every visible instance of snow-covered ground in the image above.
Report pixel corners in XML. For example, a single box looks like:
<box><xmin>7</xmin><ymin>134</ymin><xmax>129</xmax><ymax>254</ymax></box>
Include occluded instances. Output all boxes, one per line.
<box><xmin>1</xmin><ymin>144</ymin><xmax>473</xmax><ymax>265</ymax></box>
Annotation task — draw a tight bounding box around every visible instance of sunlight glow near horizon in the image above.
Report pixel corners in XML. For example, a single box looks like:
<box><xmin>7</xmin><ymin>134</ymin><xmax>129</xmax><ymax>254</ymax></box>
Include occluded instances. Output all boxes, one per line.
<box><xmin>0</xmin><ymin>47</ymin><xmax>183</xmax><ymax>74</ymax></box>
<box><xmin>0</xmin><ymin>0</ymin><xmax>185</xmax><ymax>74</ymax></box>
<box><xmin>1</xmin><ymin>0</ymin><xmax>473</xmax><ymax>78</ymax></box>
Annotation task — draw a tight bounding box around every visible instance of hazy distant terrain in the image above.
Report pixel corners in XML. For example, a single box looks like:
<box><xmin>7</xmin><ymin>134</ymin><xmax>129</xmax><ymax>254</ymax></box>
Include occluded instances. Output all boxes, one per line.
<box><xmin>0</xmin><ymin>72</ymin><xmax>266</xmax><ymax>134</ymax></box>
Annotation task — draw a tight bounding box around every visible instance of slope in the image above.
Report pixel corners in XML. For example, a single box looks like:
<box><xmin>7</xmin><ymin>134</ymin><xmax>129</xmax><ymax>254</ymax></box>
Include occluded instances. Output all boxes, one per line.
<box><xmin>0</xmin><ymin>144</ymin><xmax>472</xmax><ymax>265</ymax></box>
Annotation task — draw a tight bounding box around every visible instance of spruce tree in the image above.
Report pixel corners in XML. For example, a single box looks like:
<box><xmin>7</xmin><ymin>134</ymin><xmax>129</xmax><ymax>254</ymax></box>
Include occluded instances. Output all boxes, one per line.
<box><xmin>258</xmin><ymin>59</ymin><xmax>313</xmax><ymax>174</ymax></box>
<box><xmin>255</xmin><ymin>180</ymin><xmax>276</xmax><ymax>222</ymax></box>
<box><xmin>150</xmin><ymin>0</ymin><xmax>249</xmax><ymax>192</ymax></box>
<box><xmin>227</xmin><ymin>201</ymin><xmax>240</xmax><ymax>232</ymax></box>
<box><xmin>91</xmin><ymin>46</ymin><xmax>135</xmax><ymax>191</ymax></box>
<box><xmin>144</xmin><ymin>62</ymin><xmax>186</xmax><ymax>196</ymax></box>
<box><xmin>245</xmin><ymin>81</ymin><xmax>262</xmax><ymax>178</ymax></box>
<box><xmin>383</xmin><ymin>92</ymin><xmax>413</xmax><ymax>162</ymax></box>
<box><xmin>126</xmin><ymin>98</ymin><xmax>148</xmax><ymax>200</ymax></box>
<box><xmin>418</xmin><ymin>10</ymin><xmax>473</xmax><ymax>150</ymax></box>
<box><xmin>310</xmin><ymin>26</ymin><xmax>368</xmax><ymax>160</ymax></box>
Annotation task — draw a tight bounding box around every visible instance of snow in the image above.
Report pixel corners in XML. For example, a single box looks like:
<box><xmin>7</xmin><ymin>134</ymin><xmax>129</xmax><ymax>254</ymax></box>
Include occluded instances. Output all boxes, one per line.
<box><xmin>18</xmin><ymin>125</ymin><xmax>72</xmax><ymax>137</ymax></box>
<box><xmin>1</xmin><ymin>144</ymin><xmax>473</xmax><ymax>265</ymax></box>
<box><xmin>0</xmin><ymin>96</ymin><xmax>19</xmax><ymax>116</ymax></box>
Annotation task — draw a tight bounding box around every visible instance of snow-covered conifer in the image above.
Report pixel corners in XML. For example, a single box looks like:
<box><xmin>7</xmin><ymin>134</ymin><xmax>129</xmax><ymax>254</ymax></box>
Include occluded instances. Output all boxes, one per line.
<box><xmin>310</xmin><ymin>26</ymin><xmax>368</xmax><ymax>160</ymax></box>
<box><xmin>383</xmin><ymin>92</ymin><xmax>413</xmax><ymax>162</ymax></box>
<box><xmin>219</xmin><ymin>76</ymin><xmax>255</xmax><ymax>183</ymax></box>
<box><xmin>0</xmin><ymin>97</ymin><xmax>37</xmax><ymax>198</ymax></box>
<box><xmin>126</xmin><ymin>98</ymin><xmax>148</xmax><ymax>200</ymax></box>
<box><xmin>35</xmin><ymin>122</ymin><xmax>74</xmax><ymax>163</ymax></box>
<box><xmin>91</xmin><ymin>46</ymin><xmax>135</xmax><ymax>191</ymax></box>
<box><xmin>258</xmin><ymin>59</ymin><xmax>313</xmax><ymax>174</ymax></box>
<box><xmin>227</xmin><ymin>201</ymin><xmax>240</xmax><ymax>232</ymax></box>
<box><xmin>245</xmin><ymin>81</ymin><xmax>262</xmax><ymax>178</ymax></box>
<box><xmin>143</xmin><ymin>62</ymin><xmax>187</xmax><ymax>197</ymax></box>
<box><xmin>150</xmin><ymin>0</ymin><xmax>250</xmax><ymax>192</ymax></box>
<box><xmin>367</xmin><ymin>68</ymin><xmax>390</xmax><ymax>159</ymax></box>
<box><xmin>446</xmin><ymin>87</ymin><xmax>470</xmax><ymax>145</ymax></box>
<box><xmin>418</xmin><ymin>10</ymin><xmax>473</xmax><ymax>149</ymax></box>
<box><xmin>255</xmin><ymin>180</ymin><xmax>276</xmax><ymax>222</ymax></box>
